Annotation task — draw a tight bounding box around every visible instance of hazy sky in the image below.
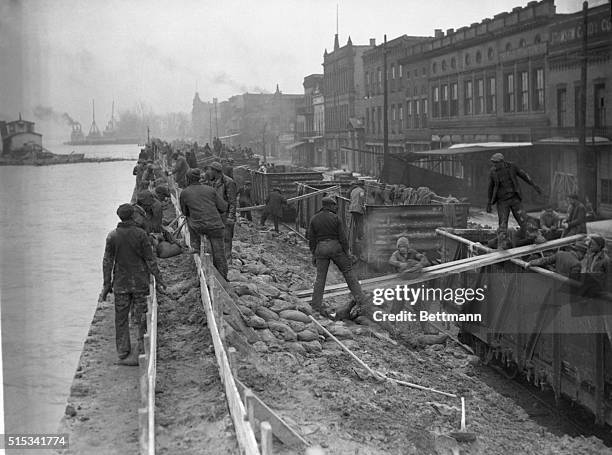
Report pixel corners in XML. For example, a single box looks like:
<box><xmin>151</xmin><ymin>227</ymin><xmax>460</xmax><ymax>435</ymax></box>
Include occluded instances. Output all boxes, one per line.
<box><xmin>0</xmin><ymin>0</ymin><xmax>605</xmax><ymax>130</ymax></box>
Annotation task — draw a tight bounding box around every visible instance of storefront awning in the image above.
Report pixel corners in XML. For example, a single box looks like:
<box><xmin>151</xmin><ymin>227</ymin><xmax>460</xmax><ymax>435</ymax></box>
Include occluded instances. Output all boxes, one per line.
<box><xmin>412</xmin><ymin>142</ymin><xmax>533</xmax><ymax>156</ymax></box>
<box><xmin>285</xmin><ymin>141</ymin><xmax>306</xmax><ymax>150</ymax></box>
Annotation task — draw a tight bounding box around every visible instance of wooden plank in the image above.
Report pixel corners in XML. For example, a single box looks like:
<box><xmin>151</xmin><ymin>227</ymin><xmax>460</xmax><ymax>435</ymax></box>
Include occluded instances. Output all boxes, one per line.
<box><xmin>237</xmin><ymin>186</ymin><xmax>340</xmax><ymax>212</ymax></box>
<box><xmin>236</xmin><ymin>380</ymin><xmax>310</xmax><ymax>449</ymax></box>
<box><xmin>261</xmin><ymin>422</ymin><xmax>273</xmax><ymax>455</ymax></box>
<box><xmin>138</xmin><ymin>407</ymin><xmax>148</xmax><ymax>455</ymax></box>
<box><xmin>299</xmin><ymin>233</ymin><xmax>588</xmax><ymax>301</ymax></box>
<box><xmin>193</xmin><ymin>254</ymin><xmax>261</xmax><ymax>455</ymax></box>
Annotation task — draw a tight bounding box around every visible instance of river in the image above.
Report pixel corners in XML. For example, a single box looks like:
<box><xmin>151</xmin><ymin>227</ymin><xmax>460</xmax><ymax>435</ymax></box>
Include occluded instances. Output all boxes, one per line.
<box><xmin>0</xmin><ymin>143</ymin><xmax>139</xmax><ymax>437</ymax></box>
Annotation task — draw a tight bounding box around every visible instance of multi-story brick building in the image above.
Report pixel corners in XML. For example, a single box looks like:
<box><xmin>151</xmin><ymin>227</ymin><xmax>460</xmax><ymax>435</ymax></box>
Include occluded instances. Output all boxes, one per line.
<box><xmin>363</xmin><ymin>35</ymin><xmax>431</xmax><ymax>176</ymax></box>
<box><xmin>322</xmin><ymin>34</ymin><xmax>373</xmax><ymax>170</ymax></box>
<box><xmin>294</xmin><ymin>74</ymin><xmax>323</xmax><ymax>167</ymax></box>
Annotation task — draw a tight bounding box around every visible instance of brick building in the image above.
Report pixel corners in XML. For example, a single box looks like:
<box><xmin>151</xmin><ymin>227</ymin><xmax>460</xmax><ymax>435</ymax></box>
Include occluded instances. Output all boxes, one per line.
<box><xmin>293</xmin><ymin>74</ymin><xmax>323</xmax><ymax>167</ymax></box>
<box><xmin>322</xmin><ymin>35</ymin><xmax>373</xmax><ymax>170</ymax></box>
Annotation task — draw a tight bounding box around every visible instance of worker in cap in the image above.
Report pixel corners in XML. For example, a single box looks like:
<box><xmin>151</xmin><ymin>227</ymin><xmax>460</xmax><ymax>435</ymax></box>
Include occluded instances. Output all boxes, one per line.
<box><xmin>561</xmin><ymin>193</ymin><xmax>587</xmax><ymax>237</ymax></box>
<box><xmin>205</xmin><ymin>160</ymin><xmax>238</xmax><ymax>261</ymax></box>
<box><xmin>180</xmin><ymin>166</ymin><xmax>229</xmax><ymax>280</ymax></box>
<box><xmin>487</xmin><ymin>151</ymin><xmax>543</xmax><ymax>249</ymax></box>
<box><xmin>169</xmin><ymin>150</ymin><xmax>190</xmax><ymax>189</ymax></box>
<box><xmin>308</xmin><ymin>195</ymin><xmax>365</xmax><ymax>318</ymax></box>
<box><xmin>583</xmin><ymin>234</ymin><xmax>609</xmax><ymax>275</ymax></box>
<box><xmin>526</xmin><ymin>240</ymin><xmax>587</xmax><ymax>278</ymax></box>
<box><xmin>101</xmin><ymin>203</ymin><xmax>165</xmax><ymax>365</ymax></box>
<box><xmin>261</xmin><ymin>187</ymin><xmax>286</xmax><ymax>232</ymax></box>
<box><xmin>389</xmin><ymin>236</ymin><xmax>429</xmax><ymax>273</ymax></box>
<box><xmin>349</xmin><ymin>180</ymin><xmax>366</xmax><ymax>254</ymax></box>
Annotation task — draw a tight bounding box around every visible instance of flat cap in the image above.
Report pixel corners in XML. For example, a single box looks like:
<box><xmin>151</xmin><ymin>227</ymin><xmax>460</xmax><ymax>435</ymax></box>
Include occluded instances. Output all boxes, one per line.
<box><xmin>207</xmin><ymin>161</ymin><xmax>223</xmax><ymax>172</ymax></box>
<box><xmin>490</xmin><ymin>152</ymin><xmax>504</xmax><ymax>162</ymax></box>
<box><xmin>116</xmin><ymin>203</ymin><xmax>134</xmax><ymax>221</ymax></box>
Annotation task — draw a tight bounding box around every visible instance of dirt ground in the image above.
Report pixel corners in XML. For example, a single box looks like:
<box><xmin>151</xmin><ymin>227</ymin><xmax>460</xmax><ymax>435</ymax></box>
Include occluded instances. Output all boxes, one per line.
<box><xmin>58</xmin><ymin>203</ymin><xmax>611</xmax><ymax>455</ymax></box>
<box><xmin>57</xmin><ymin>299</ymin><xmax>140</xmax><ymax>455</ymax></box>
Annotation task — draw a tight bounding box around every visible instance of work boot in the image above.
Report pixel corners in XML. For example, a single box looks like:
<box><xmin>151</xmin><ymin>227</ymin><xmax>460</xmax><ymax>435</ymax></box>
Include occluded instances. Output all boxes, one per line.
<box><xmin>117</xmin><ymin>351</ymin><xmax>139</xmax><ymax>366</ymax></box>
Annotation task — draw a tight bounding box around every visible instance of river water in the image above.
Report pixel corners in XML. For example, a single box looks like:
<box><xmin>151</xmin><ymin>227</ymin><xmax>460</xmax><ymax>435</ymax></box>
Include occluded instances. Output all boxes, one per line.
<box><xmin>0</xmin><ymin>143</ymin><xmax>139</xmax><ymax>435</ymax></box>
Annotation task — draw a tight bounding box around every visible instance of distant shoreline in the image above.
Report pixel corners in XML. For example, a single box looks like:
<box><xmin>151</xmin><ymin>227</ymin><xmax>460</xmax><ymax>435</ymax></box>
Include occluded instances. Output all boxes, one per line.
<box><xmin>0</xmin><ymin>157</ymin><xmax>136</xmax><ymax>166</ymax></box>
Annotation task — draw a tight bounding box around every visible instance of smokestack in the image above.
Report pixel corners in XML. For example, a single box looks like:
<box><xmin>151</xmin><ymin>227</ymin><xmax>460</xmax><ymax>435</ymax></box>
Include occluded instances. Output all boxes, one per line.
<box><xmin>369</xmin><ymin>38</ymin><xmax>376</xmax><ymax>46</ymax></box>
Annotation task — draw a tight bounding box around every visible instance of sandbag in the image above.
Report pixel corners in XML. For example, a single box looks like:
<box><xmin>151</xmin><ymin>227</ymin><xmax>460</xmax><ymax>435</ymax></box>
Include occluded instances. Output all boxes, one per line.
<box><xmin>297</xmin><ymin>330</ymin><xmax>319</xmax><ymax>342</ymax></box>
<box><xmin>246</xmin><ymin>315</ymin><xmax>267</xmax><ymax>329</ymax></box>
<box><xmin>279</xmin><ymin>310</ymin><xmax>310</xmax><ymax>324</ymax></box>
<box><xmin>255</xmin><ymin>306</ymin><xmax>280</xmax><ymax>322</ymax></box>
<box><xmin>156</xmin><ymin>241</ymin><xmax>183</xmax><ymax>258</ymax></box>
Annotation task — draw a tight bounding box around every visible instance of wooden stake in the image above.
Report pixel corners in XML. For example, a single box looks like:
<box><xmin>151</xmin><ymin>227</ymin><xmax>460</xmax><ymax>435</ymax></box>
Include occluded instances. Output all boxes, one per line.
<box><xmin>228</xmin><ymin>347</ymin><xmax>238</xmax><ymax>379</ymax></box>
<box><xmin>261</xmin><ymin>421</ymin><xmax>273</xmax><ymax>455</ymax></box>
<box><xmin>245</xmin><ymin>389</ymin><xmax>256</xmax><ymax>430</ymax></box>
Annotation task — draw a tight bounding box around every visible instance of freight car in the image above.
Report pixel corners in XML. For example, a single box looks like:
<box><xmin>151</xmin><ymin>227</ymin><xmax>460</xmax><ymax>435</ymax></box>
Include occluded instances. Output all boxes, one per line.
<box><xmin>439</xmin><ymin>228</ymin><xmax>612</xmax><ymax>426</ymax></box>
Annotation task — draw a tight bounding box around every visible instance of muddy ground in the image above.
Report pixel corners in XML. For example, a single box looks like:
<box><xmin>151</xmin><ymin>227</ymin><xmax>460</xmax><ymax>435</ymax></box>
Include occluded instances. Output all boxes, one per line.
<box><xmin>59</xmin><ymin>202</ymin><xmax>610</xmax><ymax>454</ymax></box>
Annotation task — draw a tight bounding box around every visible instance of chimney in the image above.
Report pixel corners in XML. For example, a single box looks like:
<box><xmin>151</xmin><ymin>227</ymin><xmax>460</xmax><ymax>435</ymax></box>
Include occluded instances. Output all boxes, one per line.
<box><xmin>447</xmin><ymin>28</ymin><xmax>454</xmax><ymax>35</ymax></box>
<box><xmin>369</xmin><ymin>38</ymin><xmax>376</xmax><ymax>46</ymax></box>
<box><xmin>434</xmin><ymin>29</ymin><xmax>444</xmax><ymax>38</ymax></box>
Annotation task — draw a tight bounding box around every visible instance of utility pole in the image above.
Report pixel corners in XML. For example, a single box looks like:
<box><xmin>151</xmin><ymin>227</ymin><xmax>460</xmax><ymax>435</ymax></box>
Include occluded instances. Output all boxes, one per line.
<box><xmin>381</xmin><ymin>34</ymin><xmax>389</xmax><ymax>182</ymax></box>
<box><xmin>209</xmin><ymin>106</ymin><xmax>213</xmax><ymax>144</ymax></box>
<box><xmin>577</xmin><ymin>1</ymin><xmax>596</xmax><ymax>206</ymax></box>
<box><xmin>262</xmin><ymin>122</ymin><xmax>267</xmax><ymax>163</ymax></box>
<box><xmin>214</xmin><ymin>98</ymin><xmax>219</xmax><ymax>138</ymax></box>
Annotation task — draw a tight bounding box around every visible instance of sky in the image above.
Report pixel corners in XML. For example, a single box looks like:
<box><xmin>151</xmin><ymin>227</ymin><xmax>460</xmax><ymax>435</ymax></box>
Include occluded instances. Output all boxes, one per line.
<box><xmin>0</xmin><ymin>0</ymin><xmax>606</xmax><ymax>137</ymax></box>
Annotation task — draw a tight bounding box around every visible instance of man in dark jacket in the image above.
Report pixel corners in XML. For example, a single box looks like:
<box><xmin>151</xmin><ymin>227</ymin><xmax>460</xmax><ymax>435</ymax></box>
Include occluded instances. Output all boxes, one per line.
<box><xmin>180</xmin><ymin>169</ymin><xmax>229</xmax><ymax>280</ymax></box>
<box><xmin>205</xmin><ymin>161</ymin><xmax>238</xmax><ymax>261</ymax></box>
<box><xmin>101</xmin><ymin>204</ymin><xmax>165</xmax><ymax>365</ymax></box>
<box><xmin>562</xmin><ymin>193</ymin><xmax>587</xmax><ymax>237</ymax></box>
<box><xmin>136</xmin><ymin>190</ymin><xmax>163</xmax><ymax>233</ymax></box>
<box><xmin>237</xmin><ymin>182</ymin><xmax>253</xmax><ymax>222</ymax></box>
<box><xmin>487</xmin><ymin>152</ymin><xmax>542</xmax><ymax>248</ymax></box>
<box><xmin>261</xmin><ymin>187</ymin><xmax>286</xmax><ymax>232</ymax></box>
<box><xmin>527</xmin><ymin>241</ymin><xmax>587</xmax><ymax>277</ymax></box>
<box><xmin>170</xmin><ymin>152</ymin><xmax>190</xmax><ymax>189</ymax></box>
<box><xmin>308</xmin><ymin>197</ymin><xmax>365</xmax><ymax>317</ymax></box>
<box><xmin>185</xmin><ymin>149</ymin><xmax>198</xmax><ymax>169</ymax></box>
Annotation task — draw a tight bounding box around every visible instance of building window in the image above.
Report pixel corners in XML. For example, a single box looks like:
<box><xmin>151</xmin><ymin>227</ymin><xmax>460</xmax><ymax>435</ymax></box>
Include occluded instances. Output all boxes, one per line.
<box><xmin>414</xmin><ymin>86</ymin><xmax>418</xmax><ymax>96</ymax></box>
<box><xmin>602</xmin><ymin>179</ymin><xmax>612</xmax><ymax>204</ymax></box>
<box><xmin>594</xmin><ymin>83</ymin><xmax>606</xmax><ymax>128</ymax></box>
<box><xmin>488</xmin><ymin>47</ymin><xmax>494</xmax><ymax>60</ymax></box>
<box><xmin>518</xmin><ymin>71</ymin><xmax>529</xmax><ymax>112</ymax></box>
<box><xmin>464</xmin><ymin>80</ymin><xmax>473</xmax><ymax>115</ymax></box>
<box><xmin>377</xmin><ymin>107</ymin><xmax>382</xmax><ymax>134</ymax></box>
<box><xmin>487</xmin><ymin>77</ymin><xmax>496</xmax><ymax>113</ymax></box>
<box><xmin>399</xmin><ymin>64</ymin><xmax>403</xmax><ymax>78</ymax></box>
<box><xmin>533</xmin><ymin>68</ymin><xmax>544</xmax><ymax>111</ymax></box>
<box><xmin>432</xmin><ymin>86</ymin><xmax>440</xmax><ymax>117</ymax></box>
<box><xmin>451</xmin><ymin>57</ymin><xmax>456</xmax><ymax>69</ymax></box>
<box><xmin>365</xmin><ymin>73</ymin><xmax>370</xmax><ymax>97</ymax></box>
<box><xmin>534</xmin><ymin>34</ymin><xmax>541</xmax><ymax>44</ymax></box>
<box><xmin>450</xmin><ymin>82</ymin><xmax>458</xmax><ymax>116</ymax></box>
<box><xmin>519</xmin><ymin>38</ymin><xmax>527</xmax><ymax>48</ymax></box>
<box><xmin>414</xmin><ymin>69</ymin><xmax>418</xmax><ymax>77</ymax></box>
<box><xmin>557</xmin><ymin>88</ymin><xmax>567</xmax><ymax>127</ymax></box>
<box><xmin>432</xmin><ymin>62</ymin><xmax>438</xmax><ymax>74</ymax></box>
<box><xmin>574</xmin><ymin>86</ymin><xmax>581</xmax><ymax>128</ymax></box>
<box><xmin>476</xmin><ymin>51</ymin><xmax>482</xmax><ymax>63</ymax></box>
<box><xmin>423</xmin><ymin>98</ymin><xmax>428</xmax><ymax>127</ymax></box>
<box><xmin>407</xmin><ymin>100</ymin><xmax>413</xmax><ymax>128</ymax></box>
<box><xmin>391</xmin><ymin>65</ymin><xmax>396</xmax><ymax>79</ymax></box>
<box><xmin>378</xmin><ymin>68</ymin><xmax>382</xmax><ymax>93</ymax></box>
<box><xmin>391</xmin><ymin>105</ymin><xmax>396</xmax><ymax>133</ymax></box>
<box><xmin>505</xmin><ymin>42</ymin><xmax>512</xmax><ymax>52</ymax></box>
<box><xmin>476</xmin><ymin>79</ymin><xmax>484</xmax><ymax>114</ymax></box>
<box><xmin>465</xmin><ymin>54</ymin><xmax>471</xmax><ymax>66</ymax></box>
<box><xmin>504</xmin><ymin>73</ymin><xmax>515</xmax><ymax>112</ymax></box>
<box><xmin>366</xmin><ymin>108</ymin><xmax>370</xmax><ymax>133</ymax></box>
<box><xmin>442</xmin><ymin>60</ymin><xmax>447</xmax><ymax>71</ymax></box>
<box><xmin>399</xmin><ymin>105</ymin><xmax>404</xmax><ymax>130</ymax></box>
<box><xmin>441</xmin><ymin>84</ymin><xmax>449</xmax><ymax>116</ymax></box>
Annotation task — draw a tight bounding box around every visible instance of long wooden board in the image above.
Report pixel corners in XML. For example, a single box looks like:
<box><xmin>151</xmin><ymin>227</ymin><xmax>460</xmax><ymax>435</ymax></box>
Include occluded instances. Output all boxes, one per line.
<box><xmin>298</xmin><ymin>234</ymin><xmax>586</xmax><ymax>301</ymax></box>
<box><xmin>237</xmin><ymin>185</ymin><xmax>339</xmax><ymax>212</ymax></box>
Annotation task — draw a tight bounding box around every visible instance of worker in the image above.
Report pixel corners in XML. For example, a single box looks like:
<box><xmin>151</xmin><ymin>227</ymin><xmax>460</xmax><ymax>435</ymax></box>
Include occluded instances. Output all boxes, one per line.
<box><xmin>237</xmin><ymin>182</ymin><xmax>253</xmax><ymax>222</ymax></box>
<box><xmin>136</xmin><ymin>190</ymin><xmax>163</xmax><ymax>233</ymax></box>
<box><xmin>100</xmin><ymin>203</ymin><xmax>165</xmax><ymax>366</ymax></box>
<box><xmin>539</xmin><ymin>205</ymin><xmax>562</xmax><ymax>240</ymax></box>
<box><xmin>180</xmin><ymin>169</ymin><xmax>229</xmax><ymax>280</ymax></box>
<box><xmin>185</xmin><ymin>149</ymin><xmax>198</xmax><ymax>168</ymax></box>
<box><xmin>222</xmin><ymin>158</ymin><xmax>234</xmax><ymax>179</ymax></box>
<box><xmin>154</xmin><ymin>185</ymin><xmax>171</xmax><ymax>203</ymax></box>
<box><xmin>562</xmin><ymin>193</ymin><xmax>587</xmax><ymax>237</ymax></box>
<box><xmin>205</xmin><ymin>161</ymin><xmax>237</xmax><ymax>261</ymax></box>
<box><xmin>388</xmin><ymin>237</ymin><xmax>429</xmax><ymax>273</ymax></box>
<box><xmin>169</xmin><ymin>151</ymin><xmax>190</xmax><ymax>189</ymax></box>
<box><xmin>526</xmin><ymin>241</ymin><xmax>588</xmax><ymax>278</ymax></box>
<box><xmin>308</xmin><ymin>196</ymin><xmax>365</xmax><ymax>317</ymax></box>
<box><xmin>260</xmin><ymin>187</ymin><xmax>286</xmax><ymax>233</ymax></box>
<box><xmin>487</xmin><ymin>152</ymin><xmax>543</xmax><ymax>249</ymax></box>
<box><xmin>349</xmin><ymin>181</ymin><xmax>365</xmax><ymax>241</ymax></box>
